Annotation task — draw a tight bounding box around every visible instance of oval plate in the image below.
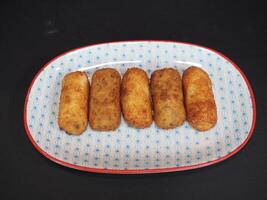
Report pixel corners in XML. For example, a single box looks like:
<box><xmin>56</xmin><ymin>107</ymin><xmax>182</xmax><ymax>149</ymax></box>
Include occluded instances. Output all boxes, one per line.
<box><xmin>24</xmin><ymin>41</ymin><xmax>256</xmax><ymax>174</ymax></box>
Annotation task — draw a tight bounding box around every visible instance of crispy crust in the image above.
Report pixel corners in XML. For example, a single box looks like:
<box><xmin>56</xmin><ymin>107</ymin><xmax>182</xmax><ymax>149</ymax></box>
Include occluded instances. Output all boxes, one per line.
<box><xmin>58</xmin><ymin>71</ymin><xmax>89</xmax><ymax>135</ymax></box>
<box><xmin>89</xmin><ymin>68</ymin><xmax>121</xmax><ymax>131</ymax></box>
<box><xmin>182</xmin><ymin>66</ymin><xmax>217</xmax><ymax>131</ymax></box>
<box><xmin>121</xmin><ymin>68</ymin><xmax>152</xmax><ymax>128</ymax></box>
<box><xmin>151</xmin><ymin>68</ymin><xmax>186</xmax><ymax>129</ymax></box>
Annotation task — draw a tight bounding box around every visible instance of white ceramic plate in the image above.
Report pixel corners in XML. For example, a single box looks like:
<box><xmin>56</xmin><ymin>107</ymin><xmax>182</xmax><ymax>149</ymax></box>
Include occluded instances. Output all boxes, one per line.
<box><xmin>24</xmin><ymin>41</ymin><xmax>256</xmax><ymax>174</ymax></box>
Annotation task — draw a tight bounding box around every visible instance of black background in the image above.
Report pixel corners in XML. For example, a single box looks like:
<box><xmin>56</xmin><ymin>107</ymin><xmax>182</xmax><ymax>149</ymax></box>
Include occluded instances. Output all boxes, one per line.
<box><xmin>1</xmin><ymin>0</ymin><xmax>266</xmax><ymax>199</ymax></box>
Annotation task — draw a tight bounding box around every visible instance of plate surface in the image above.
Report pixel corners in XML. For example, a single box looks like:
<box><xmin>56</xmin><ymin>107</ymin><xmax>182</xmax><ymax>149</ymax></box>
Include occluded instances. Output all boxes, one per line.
<box><xmin>24</xmin><ymin>41</ymin><xmax>256</xmax><ymax>174</ymax></box>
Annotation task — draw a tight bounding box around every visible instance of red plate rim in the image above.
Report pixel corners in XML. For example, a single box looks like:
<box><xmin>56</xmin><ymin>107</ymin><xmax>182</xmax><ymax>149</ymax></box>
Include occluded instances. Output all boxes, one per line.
<box><xmin>23</xmin><ymin>40</ymin><xmax>256</xmax><ymax>174</ymax></box>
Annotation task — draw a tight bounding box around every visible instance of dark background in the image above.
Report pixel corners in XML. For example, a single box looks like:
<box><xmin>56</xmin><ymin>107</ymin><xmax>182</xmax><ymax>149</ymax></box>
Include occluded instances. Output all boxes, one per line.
<box><xmin>1</xmin><ymin>0</ymin><xmax>266</xmax><ymax>199</ymax></box>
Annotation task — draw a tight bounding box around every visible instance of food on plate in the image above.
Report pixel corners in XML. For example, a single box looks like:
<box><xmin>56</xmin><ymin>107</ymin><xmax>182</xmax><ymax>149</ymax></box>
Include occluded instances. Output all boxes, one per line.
<box><xmin>151</xmin><ymin>68</ymin><xmax>186</xmax><ymax>129</ymax></box>
<box><xmin>182</xmin><ymin>66</ymin><xmax>217</xmax><ymax>131</ymax></box>
<box><xmin>58</xmin><ymin>71</ymin><xmax>90</xmax><ymax>135</ymax></box>
<box><xmin>57</xmin><ymin>64</ymin><xmax>218</xmax><ymax>133</ymax></box>
<box><xmin>121</xmin><ymin>68</ymin><xmax>152</xmax><ymax>128</ymax></box>
<box><xmin>89</xmin><ymin>68</ymin><xmax>121</xmax><ymax>131</ymax></box>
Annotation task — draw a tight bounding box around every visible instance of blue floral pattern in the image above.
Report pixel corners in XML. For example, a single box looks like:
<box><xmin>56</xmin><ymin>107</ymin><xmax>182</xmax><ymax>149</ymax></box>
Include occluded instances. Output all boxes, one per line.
<box><xmin>26</xmin><ymin>41</ymin><xmax>254</xmax><ymax>170</ymax></box>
